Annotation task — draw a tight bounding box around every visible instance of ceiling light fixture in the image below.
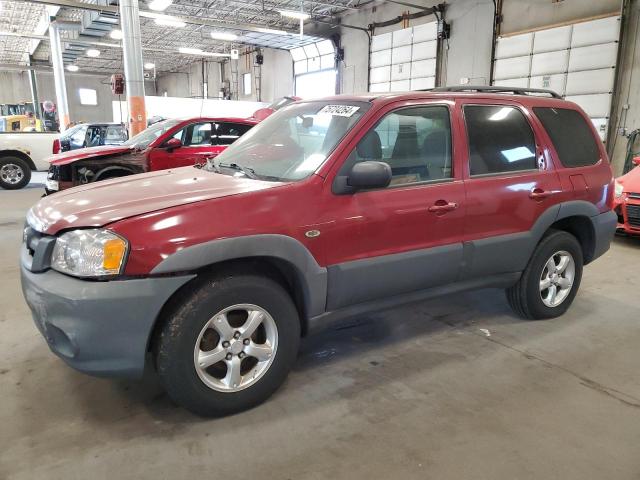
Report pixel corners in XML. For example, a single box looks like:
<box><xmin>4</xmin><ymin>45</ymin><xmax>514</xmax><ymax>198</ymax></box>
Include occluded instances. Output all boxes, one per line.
<box><xmin>109</xmin><ymin>29</ymin><xmax>123</xmax><ymax>40</ymax></box>
<box><xmin>144</xmin><ymin>62</ymin><xmax>156</xmax><ymax>69</ymax></box>
<box><xmin>67</xmin><ymin>65</ymin><xmax>79</xmax><ymax>72</ymax></box>
<box><xmin>255</xmin><ymin>27</ymin><xmax>289</xmax><ymax>35</ymax></box>
<box><xmin>148</xmin><ymin>0</ymin><xmax>172</xmax><ymax>11</ymax></box>
<box><xmin>86</xmin><ymin>49</ymin><xmax>101</xmax><ymax>57</ymax></box>
<box><xmin>278</xmin><ymin>10</ymin><xmax>310</xmax><ymax>20</ymax></box>
<box><xmin>154</xmin><ymin>17</ymin><xmax>186</xmax><ymax>28</ymax></box>
<box><xmin>210</xmin><ymin>31</ymin><xmax>238</xmax><ymax>41</ymax></box>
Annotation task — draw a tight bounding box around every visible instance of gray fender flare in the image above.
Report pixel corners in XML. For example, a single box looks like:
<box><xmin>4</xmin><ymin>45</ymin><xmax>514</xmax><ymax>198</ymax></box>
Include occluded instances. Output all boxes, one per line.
<box><xmin>150</xmin><ymin>234</ymin><xmax>328</xmax><ymax>317</ymax></box>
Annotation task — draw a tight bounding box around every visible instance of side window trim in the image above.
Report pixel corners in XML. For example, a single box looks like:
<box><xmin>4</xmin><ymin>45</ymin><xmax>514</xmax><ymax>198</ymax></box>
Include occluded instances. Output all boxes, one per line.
<box><xmin>462</xmin><ymin>103</ymin><xmax>540</xmax><ymax>179</ymax></box>
<box><xmin>337</xmin><ymin>103</ymin><xmax>455</xmax><ymax>193</ymax></box>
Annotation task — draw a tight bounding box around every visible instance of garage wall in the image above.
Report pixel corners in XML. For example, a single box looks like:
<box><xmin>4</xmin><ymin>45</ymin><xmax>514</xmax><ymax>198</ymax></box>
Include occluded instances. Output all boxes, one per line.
<box><xmin>0</xmin><ymin>70</ymin><xmax>155</xmax><ymax>123</ymax></box>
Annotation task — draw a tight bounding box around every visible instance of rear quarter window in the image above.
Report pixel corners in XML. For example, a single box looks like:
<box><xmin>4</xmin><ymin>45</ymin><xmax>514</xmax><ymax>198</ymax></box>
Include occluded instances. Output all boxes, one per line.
<box><xmin>533</xmin><ymin>107</ymin><xmax>601</xmax><ymax>168</ymax></box>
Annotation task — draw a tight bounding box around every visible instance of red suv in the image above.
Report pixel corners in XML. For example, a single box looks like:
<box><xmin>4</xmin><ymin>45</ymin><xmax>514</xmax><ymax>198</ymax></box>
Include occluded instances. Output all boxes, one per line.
<box><xmin>21</xmin><ymin>87</ymin><xmax>617</xmax><ymax>416</ymax></box>
<box><xmin>45</xmin><ymin>117</ymin><xmax>256</xmax><ymax>193</ymax></box>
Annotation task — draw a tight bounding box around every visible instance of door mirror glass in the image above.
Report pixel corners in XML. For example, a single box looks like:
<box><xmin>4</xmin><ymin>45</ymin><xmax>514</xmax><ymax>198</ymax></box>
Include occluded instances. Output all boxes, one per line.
<box><xmin>347</xmin><ymin>161</ymin><xmax>392</xmax><ymax>190</ymax></box>
<box><xmin>164</xmin><ymin>137</ymin><xmax>182</xmax><ymax>150</ymax></box>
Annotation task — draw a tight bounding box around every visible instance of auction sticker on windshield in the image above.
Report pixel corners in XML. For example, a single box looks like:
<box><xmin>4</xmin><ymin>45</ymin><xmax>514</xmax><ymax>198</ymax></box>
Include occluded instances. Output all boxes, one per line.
<box><xmin>318</xmin><ymin>105</ymin><xmax>360</xmax><ymax>117</ymax></box>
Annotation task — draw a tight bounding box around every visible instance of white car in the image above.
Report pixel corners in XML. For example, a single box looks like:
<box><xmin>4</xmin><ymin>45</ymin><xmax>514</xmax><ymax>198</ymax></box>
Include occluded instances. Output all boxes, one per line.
<box><xmin>0</xmin><ymin>132</ymin><xmax>59</xmax><ymax>189</ymax></box>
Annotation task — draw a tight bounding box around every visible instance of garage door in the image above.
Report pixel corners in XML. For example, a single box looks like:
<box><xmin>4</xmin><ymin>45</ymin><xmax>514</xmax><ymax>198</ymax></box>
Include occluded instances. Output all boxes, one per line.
<box><xmin>492</xmin><ymin>14</ymin><xmax>621</xmax><ymax>141</ymax></box>
<box><xmin>369</xmin><ymin>21</ymin><xmax>438</xmax><ymax>93</ymax></box>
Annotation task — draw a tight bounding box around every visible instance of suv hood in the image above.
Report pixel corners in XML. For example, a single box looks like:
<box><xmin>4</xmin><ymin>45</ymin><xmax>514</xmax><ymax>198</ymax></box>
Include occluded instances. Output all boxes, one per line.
<box><xmin>48</xmin><ymin>145</ymin><xmax>133</xmax><ymax>166</ymax></box>
<box><xmin>618</xmin><ymin>166</ymin><xmax>640</xmax><ymax>193</ymax></box>
<box><xmin>28</xmin><ymin>167</ymin><xmax>285</xmax><ymax>235</ymax></box>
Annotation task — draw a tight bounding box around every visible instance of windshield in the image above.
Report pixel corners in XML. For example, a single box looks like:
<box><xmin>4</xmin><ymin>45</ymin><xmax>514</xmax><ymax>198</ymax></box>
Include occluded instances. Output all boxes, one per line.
<box><xmin>124</xmin><ymin>119</ymin><xmax>180</xmax><ymax>149</ymax></box>
<box><xmin>207</xmin><ymin>101</ymin><xmax>369</xmax><ymax>181</ymax></box>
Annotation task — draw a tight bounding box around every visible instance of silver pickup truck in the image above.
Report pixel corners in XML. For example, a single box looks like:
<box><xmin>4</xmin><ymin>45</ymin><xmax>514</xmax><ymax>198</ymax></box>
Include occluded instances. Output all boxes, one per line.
<box><xmin>0</xmin><ymin>132</ymin><xmax>59</xmax><ymax>189</ymax></box>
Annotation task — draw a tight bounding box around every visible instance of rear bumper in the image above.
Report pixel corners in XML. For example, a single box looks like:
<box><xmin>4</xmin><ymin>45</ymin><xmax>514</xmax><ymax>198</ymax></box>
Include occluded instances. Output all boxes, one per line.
<box><xmin>591</xmin><ymin>209</ymin><xmax>617</xmax><ymax>261</ymax></box>
<box><xmin>21</xmin><ymin>262</ymin><xmax>194</xmax><ymax>378</ymax></box>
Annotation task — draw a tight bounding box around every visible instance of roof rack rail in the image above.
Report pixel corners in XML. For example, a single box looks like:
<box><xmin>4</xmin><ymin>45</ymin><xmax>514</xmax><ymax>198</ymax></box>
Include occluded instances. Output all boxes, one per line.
<box><xmin>429</xmin><ymin>85</ymin><xmax>563</xmax><ymax>99</ymax></box>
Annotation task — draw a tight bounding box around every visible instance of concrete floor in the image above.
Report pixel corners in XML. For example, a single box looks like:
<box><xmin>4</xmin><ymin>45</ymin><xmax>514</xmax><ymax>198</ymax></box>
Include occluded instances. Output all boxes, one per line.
<box><xmin>2</xmin><ymin>180</ymin><xmax>640</xmax><ymax>480</ymax></box>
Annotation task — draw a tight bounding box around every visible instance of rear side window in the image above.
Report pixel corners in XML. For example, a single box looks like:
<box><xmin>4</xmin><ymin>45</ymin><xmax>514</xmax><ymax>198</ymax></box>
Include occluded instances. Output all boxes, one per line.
<box><xmin>533</xmin><ymin>107</ymin><xmax>601</xmax><ymax>167</ymax></box>
<box><xmin>464</xmin><ymin>105</ymin><xmax>537</xmax><ymax>176</ymax></box>
<box><xmin>215</xmin><ymin>122</ymin><xmax>253</xmax><ymax>146</ymax></box>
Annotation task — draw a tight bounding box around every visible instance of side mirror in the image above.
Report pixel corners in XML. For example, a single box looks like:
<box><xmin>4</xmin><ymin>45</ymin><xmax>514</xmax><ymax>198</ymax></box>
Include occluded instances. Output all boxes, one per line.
<box><xmin>348</xmin><ymin>161</ymin><xmax>392</xmax><ymax>190</ymax></box>
<box><xmin>164</xmin><ymin>137</ymin><xmax>182</xmax><ymax>151</ymax></box>
<box><xmin>633</xmin><ymin>156</ymin><xmax>640</xmax><ymax>167</ymax></box>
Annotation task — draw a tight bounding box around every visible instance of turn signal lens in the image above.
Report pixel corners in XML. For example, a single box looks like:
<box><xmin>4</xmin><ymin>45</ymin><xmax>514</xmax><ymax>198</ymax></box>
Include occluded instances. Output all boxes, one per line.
<box><xmin>103</xmin><ymin>238</ymin><xmax>127</xmax><ymax>271</ymax></box>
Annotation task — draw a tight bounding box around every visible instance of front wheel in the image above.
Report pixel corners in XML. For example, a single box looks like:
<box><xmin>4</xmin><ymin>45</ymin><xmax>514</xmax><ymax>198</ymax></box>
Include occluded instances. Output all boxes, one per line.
<box><xmin>506</xmin><ymin>230</ymin><xmax>583</xmax><ymax>320</ymax></box>
<box><xmin>0</xmin><ymin>156</ymin><xmax>31</xmax><ymax>190</ymax></box>
<box><xmin>155</xmin><ymin>273</ymin><xmax>300</xmax><ymax>416</ymax></box>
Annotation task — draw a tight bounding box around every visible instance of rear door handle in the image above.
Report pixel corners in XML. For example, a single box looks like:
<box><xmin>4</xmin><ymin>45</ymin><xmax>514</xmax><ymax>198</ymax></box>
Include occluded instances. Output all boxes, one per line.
<box><xmin>428</xmin><ymin>200</ymin><xmax>459</xmax><ymax>214</ymax></box>
<box><xmin>529</xmin><ymin>188</ymin><xmax>553</xmax><ymax>200</ymax></box>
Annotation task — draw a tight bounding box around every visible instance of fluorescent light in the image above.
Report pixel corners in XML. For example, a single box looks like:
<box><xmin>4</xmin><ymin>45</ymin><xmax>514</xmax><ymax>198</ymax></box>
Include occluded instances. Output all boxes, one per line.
<box><xmin>109</xmin><ymin>29</ymin><xmax>123</xmax><ymax>40</ymax></box>
<box><xmin>179</xmin><ymin>47</ymin><xmax>203</xmax><ymax>55</ymax></box>
<box><xmin>148</xmin><ymin>0</ymin><xmax>172</xmax><ymax>11</ymax></box>
<box><xmin>144</xmin><ymin>62</ymin><xmax>156</xmax><ymax>69</ymax></box>
<box><xmin>67</xmin><ymin>65</ymin><xmax>79</xmax><ymax>72</ymax></box>
<box><xmin>154</xmin><ymin>17</ymin><xmax>186</xmax><ymax>27</ymax></box>
<box><xmin>178</xmin><ymin>47</ymin><xmax>230</xmax><ymax>58</ymax></box>
<box><xmin>279</xmin><ymin>10</ymin><xmax>310</xmax><ymax>20</ymax></box>
<box><xmin>210</xmin><ymin>31</ymin><xmax>238</xmax><ymax>41</ymax></box>
<box><xmin>256</xmin><ymin>27</ymin><xmax>289</xmax><ymax>35</ymax></box>
<box><xmin>86</xmin><ymin>49</ymin><xmax>100</xmax><ymax>57</ymax></box>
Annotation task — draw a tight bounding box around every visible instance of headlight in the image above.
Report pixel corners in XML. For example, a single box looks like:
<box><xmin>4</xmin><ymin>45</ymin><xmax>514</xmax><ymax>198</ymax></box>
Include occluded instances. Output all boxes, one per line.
<box><xmin>615</xmin><ymin>181</ymin><xmax>624</xmax><ymax>198</ymax></box>
<box><xmin>51</xmin><ymin>229</ymin><xmax>128</xmax><ymax>277</ymax></box>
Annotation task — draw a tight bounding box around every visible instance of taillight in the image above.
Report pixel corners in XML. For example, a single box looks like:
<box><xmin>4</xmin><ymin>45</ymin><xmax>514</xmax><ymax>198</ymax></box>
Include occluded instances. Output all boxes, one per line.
<box><xmin>52</xmin><ymin>139</ymin><xmax>60</xmax><ymax>154</ymax></box>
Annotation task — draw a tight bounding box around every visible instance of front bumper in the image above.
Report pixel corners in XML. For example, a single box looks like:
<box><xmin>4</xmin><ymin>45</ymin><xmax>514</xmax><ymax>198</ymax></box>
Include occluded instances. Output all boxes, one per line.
<box><xmin>614</xmin><ymin>197</ymin><xmax>640</xmax><ymax>236</ymax></box>
<box><xmin>20</xmin><ymin>253</ymin><xmax>194</xmax><ymax>378</ymax></box>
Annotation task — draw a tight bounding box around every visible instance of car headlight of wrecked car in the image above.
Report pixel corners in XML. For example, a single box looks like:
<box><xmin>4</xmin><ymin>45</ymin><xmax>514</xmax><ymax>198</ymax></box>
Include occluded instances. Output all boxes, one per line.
<box><xmin>51</xmin><ymin>229</ymin><xmax>128</xmax><ymax>277</ymax></box>
<box><xmin>614</xmin><ymin>180</ymin><xmax>624</xmax><ymax>198</ymax></box>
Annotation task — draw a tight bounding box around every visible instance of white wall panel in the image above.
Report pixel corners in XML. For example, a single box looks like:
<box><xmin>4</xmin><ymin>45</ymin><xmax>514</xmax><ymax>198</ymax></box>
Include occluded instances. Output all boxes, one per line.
<box><xmin>496</xmin><ymin>77</ymin><xmax>529</xmax><ymax>88</ymax></box>
<box><xmin>411</xmin><ymin>58</ymin><xmax>437</xmax><ymax>77</ymax></box>
<box><xmin>411</xmin><ymin>41</ymin><xmax>437</xmax><ymax>61</ymax></box>
<box><xmin>391</xmin><ymin>80</ymin><xmax>411</xmax><ymax>91</ymax></box>
<box><xmin>565</xmin><ymin>68</ymin><xmax>615</xmax><ymax>95</ymax></box>
<box><xmin>371</xmin><ymin>32</ymin><xmax>392</xmax><ymax>52</ymax></box>
<box><xmin>529</xmin><ymin>74</ymin><xmax>566</xmax><ymax>93</ymax></box>
<box><xmin>495</xmin><ymin>33</ymin><xmax>533</xmax><ymax>59</ymax></box>
<box><xmin>369</xmin><ymin>66</ymin><xmax>391</xmax><ymax>84</ymax></box>
<box><xmin>369</xmin><ymin>82</ymin><xmax>390</xmax><ymax>93</ymax></box>
<box><xmin>571</xmin><ymin>16</ymin><xmax>620</xmax><ymax>47</ymax></box>
<box><xmin>494</xmin><ymin>55</ymin><xmax>531</xmax><ymax>80</ymax></box>
<box><xmin>533</xmin><ymin>25</ymin><xmax>572</xmax><ymax>53</ymax></box>
<box><xmin>566</xmin><ymin>93</ymin><xmax>613</xmax><ymax>118</ymax></box>
<box><xmin>410</xmin><ymin>76</ymin><xmax>435</xmax><ymax>90</ymax></box>
<box><xmin>530</xmin><ymin>50</ymin><xmax>569</xmax><ymax>76</ymax></box>
<box><xmin>370</xmin><ymin>49</ymin><xmax>391</xmax><ymax>68</ymax></box>
<box><xmin>369</xmin><ymin>22</ymin><xmax>438</xmax><ymax>93</ymax></box>
<box><xmin>590</xmin><ymin>118</ymin><xmax>609</xmax><ymax>141</ymax></box>
<box><xmin>390</xmin><ymin>62</ymin><xmax>411</xmax><ymax>81</ymax></box>
<box><xmin>413</xmin><ymin>22</ymin><xmax>437</xmax><ymax>43</ymax></box>
<box><xmin>392</xmin><ymin>45</ymin><xmax>412</xmax><ymax>64</ymax></box>
<box><xmin>568</xmin><ymin>43</ymin><xmax>618</xmax><ymax>72</ymax></box>
<box><xmin>392</xmin><ymin>28</ymin><xmax>413</xmax><ymax>47</ymax></box>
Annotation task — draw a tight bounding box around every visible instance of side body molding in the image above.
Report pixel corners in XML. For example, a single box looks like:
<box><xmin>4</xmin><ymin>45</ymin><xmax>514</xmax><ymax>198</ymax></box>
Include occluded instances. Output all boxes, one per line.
<box><xmin>151</xmin><ymin>234</ymin><xmax>328</xmax><ymax>317</ymax></box>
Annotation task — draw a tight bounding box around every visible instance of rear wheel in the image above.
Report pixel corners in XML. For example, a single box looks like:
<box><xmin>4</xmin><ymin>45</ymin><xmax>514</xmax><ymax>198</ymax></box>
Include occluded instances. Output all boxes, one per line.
<box><xmin>0</xmin><ymin>156</ymin><xmax>31</xmax><ymax>190</ymax></box>
<box><xmin>506</xmin><ymin>230</ymin><xmax>583</xmax><ymax>319</ymax></box>
<box><xmin>155</xmin><ymin>273</ymin><xmax>300</xmax><ymax>416</ymax></box>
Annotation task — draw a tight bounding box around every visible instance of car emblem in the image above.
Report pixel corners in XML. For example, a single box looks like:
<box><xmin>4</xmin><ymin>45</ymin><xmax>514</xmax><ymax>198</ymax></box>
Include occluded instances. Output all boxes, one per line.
<box><xmin>305</xmin><ymin>229</ymin><xmax>321</xmax><ymax>238</ymax></box>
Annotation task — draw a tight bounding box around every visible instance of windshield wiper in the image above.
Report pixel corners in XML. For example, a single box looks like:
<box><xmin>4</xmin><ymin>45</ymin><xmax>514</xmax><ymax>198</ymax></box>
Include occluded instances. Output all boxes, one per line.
<box><xmin>212</xmin><ymin>158</ymin><xmax>258</xmax><ymax>179</ymax></box>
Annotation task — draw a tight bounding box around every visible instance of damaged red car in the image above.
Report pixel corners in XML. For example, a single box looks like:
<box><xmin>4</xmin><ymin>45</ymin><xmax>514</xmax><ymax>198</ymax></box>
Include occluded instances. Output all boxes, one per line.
<box><xmin>45</xmin><ymin>117</ymin><xmax>257</xmax><ymax>194</ymax></box>
<box><xmin>614</xmin><ymin>157</ymin><xmax>640</xmax><ymax>235</ymax></box>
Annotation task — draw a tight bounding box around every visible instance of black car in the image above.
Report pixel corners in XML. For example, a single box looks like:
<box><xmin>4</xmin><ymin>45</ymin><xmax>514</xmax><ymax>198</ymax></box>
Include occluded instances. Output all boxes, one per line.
<box><xmin>55</xmin><ymin>123</ymin><xmax>128</xmax><ymax>152</ymax></box>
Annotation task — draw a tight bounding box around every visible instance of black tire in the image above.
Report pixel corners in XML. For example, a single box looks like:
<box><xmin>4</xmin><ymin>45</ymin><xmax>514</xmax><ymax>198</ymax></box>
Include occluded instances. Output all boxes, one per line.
<box><xmin>155</xmin><ymin>272</ymin><xmax>300</xmax><ymax>417</ymax></box>
<box><xmin>506</xmin><ymin>230</ymin><xmax>583</xmax><ymax>320</ymax></box>
<box><xmin>0</xmin><ymin>156</ymin><xmax>31</xmax><ymax>190</ymax></box>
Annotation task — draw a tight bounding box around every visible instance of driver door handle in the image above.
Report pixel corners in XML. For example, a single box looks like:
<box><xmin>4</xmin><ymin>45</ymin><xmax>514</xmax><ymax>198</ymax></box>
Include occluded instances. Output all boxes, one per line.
<box><xmin>428</xmin><ymin>200</ymin><xmax>459</xmax><ymax>214</ymax></box>
<box><xmin>529</xmin><ymin>188</ymin><xmax>553</xmax><ymax>200</ymax></box>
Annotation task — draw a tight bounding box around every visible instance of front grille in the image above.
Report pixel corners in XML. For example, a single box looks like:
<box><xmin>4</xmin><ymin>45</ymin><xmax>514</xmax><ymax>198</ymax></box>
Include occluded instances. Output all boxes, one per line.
<box><xmin>23</xmin><ymin>226</ymin><xmax>56</xmax><ymax>272</ymax></box>
<box><xmin>626</xmin><ymin>204</ymin><xmax>640</xmax><ymax>228</ymax></box>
